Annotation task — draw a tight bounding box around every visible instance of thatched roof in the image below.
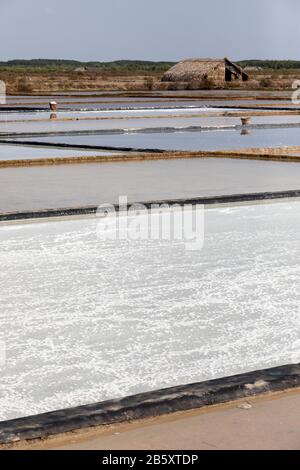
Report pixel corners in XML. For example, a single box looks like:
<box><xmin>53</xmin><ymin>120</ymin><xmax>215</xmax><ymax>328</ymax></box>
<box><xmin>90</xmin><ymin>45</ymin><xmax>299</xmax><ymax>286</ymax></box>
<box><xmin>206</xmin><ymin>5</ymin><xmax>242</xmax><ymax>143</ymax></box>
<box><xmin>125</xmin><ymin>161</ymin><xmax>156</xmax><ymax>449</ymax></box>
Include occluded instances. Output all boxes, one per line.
<box><xmin>162</xmin><ymin>58</ymin><xmax>248</xmax><ymax>83</ymax></box>
<box><xmin>162</xmin><ymin>59</ymin><xmax>224</xmax><ymax>82</ymax></box>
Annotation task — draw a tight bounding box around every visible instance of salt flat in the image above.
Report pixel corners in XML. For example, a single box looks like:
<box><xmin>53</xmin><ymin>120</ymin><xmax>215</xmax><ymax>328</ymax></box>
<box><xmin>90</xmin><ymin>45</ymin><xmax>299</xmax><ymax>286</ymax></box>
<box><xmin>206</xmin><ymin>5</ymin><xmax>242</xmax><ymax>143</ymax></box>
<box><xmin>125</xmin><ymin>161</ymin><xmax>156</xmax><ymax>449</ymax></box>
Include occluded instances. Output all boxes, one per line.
<box><xmin>0</xmin><ymin>201</ymin><xmax>299</xmax><ymax>421</ymax></box>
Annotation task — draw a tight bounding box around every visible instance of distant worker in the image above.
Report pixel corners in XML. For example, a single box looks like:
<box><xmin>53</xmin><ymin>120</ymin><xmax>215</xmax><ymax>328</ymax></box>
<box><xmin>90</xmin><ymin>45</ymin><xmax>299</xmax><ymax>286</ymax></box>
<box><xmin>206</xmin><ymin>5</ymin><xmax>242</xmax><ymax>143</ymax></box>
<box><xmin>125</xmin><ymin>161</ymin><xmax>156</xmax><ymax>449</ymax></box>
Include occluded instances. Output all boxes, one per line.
<box><xmin>49</xmin><ymin>101</ymin><xmax>58</xmax><ymax>119</ymax></box>
<box><xmin>49</xmin><ymin>101</ymin><xmax>58</xmax><ymax>112</ymax></box>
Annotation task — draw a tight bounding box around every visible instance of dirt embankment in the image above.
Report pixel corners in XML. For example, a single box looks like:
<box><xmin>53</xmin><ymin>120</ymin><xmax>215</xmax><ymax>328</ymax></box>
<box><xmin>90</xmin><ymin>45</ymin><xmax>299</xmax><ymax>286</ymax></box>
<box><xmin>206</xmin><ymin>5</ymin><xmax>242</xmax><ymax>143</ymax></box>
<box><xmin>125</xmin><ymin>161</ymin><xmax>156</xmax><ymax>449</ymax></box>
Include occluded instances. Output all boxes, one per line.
<box><xmin>1</xmin><ymin>69</ymin><xmax>299</xmax><ymax>94</ymax></box>
<box><xmin>0</xmin><ymin>70</ymin><xmax>161</xmax><ymax>94</ymax></box>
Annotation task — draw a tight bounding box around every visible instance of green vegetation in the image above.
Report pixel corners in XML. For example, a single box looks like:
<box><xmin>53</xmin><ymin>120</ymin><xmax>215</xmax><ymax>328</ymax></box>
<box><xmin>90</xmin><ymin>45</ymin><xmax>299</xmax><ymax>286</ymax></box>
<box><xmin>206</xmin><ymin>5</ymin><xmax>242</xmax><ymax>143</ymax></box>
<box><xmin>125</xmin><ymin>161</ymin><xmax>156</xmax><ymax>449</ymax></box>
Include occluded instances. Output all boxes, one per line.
<box><xmin>2</xmin><ymin>58</ymin><xmax>300</xmax><ymax>73</ymax></box>
<box><xmin>0</xmin><ymin>59</ymin><xmax>175</xmax><ymax>73</ymax></box>
<box><xmin>3</xmin><ymin>58</ymin><xmax>300</xmax><ymax>72</ymax></box>
<box><xmin>237</xmin><ymin>60</ymin><xmax>300</xmax><ymax>70</ymax></box>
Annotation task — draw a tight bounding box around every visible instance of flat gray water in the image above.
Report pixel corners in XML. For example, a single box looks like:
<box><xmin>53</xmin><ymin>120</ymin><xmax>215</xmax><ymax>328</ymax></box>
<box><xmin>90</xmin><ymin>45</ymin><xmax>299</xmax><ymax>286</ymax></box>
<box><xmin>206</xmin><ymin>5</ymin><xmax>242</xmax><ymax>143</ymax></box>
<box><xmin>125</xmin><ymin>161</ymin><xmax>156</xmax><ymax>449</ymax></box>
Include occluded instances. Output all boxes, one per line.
<box><xmin>21</xmin><ymin>127</ymin><xmax>300</xmax><ymax>151</ymax></box>
<box><xmin>0</xmin><ymin>115</ymin><xmax>238</xmax><ymax>135</ymax></box>
<box><xmin>0</xmin><ymin>201</ymin><xmax>299</xmax><ymax>421</ymax></box>
<box><xmin>4</xmin><ymin>114</ymin><xmax>300</xmax><ymax>136</ymax></box>
<box><xmin>0</xmin><ymin>107</ymin><xmax>231</xmax><ymax>122</ymax></box>
<box><xmin>0</xmin><ymin>158</ymin><xmax>299</xmax><ymax>212</ymax></box>
<box><xmin>1</xmin><ymin>99</ymin><xmax>244</xmax><ymax>111</ymax></box>
<box><xmin>0</xmin><ymin>143</ymin><xmax>118</xmax><ymax>161</ymax></box>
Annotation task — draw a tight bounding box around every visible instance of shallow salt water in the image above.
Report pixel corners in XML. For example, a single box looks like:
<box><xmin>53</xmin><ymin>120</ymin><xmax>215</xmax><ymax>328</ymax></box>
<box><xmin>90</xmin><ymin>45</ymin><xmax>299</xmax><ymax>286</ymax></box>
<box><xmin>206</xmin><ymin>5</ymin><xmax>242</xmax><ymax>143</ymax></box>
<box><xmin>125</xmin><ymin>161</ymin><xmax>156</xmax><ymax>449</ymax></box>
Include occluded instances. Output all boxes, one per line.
<box><xmin>0</xmin><ymin>201</ymin><xmax>299</xmax><ymax>421</ymax></box>
<box><xmin>0</xmin><ymin>158</ymin><xmax>300</xmax><ymax>213</ymax></box>
<box><xmin>0</xmin><ymin>115</ymin><xmax>240</xmax><ymax>135</ymax></box>
<box><xmin>0</xmin><ymin>144</ymin><xmax>119</xmax><ymax>161</ymax></box>
<box><xmin>1</xmin><ymin>99</ymin><xmax>242</xmax><ymax>112</ymax></box>
<box><xmin>23</xmin><ymin>126</ymin><xmax>300</xmax><ymax>151</ymax></box>
<box><xmin>0</xmin><ymin>107</ymin><xmax>231</xmax><ymax>122</ymax></box>
<box><xmin>3</xmin><ymin>113</ymin><xmax>300</xmax><ymax>135</ymax></box>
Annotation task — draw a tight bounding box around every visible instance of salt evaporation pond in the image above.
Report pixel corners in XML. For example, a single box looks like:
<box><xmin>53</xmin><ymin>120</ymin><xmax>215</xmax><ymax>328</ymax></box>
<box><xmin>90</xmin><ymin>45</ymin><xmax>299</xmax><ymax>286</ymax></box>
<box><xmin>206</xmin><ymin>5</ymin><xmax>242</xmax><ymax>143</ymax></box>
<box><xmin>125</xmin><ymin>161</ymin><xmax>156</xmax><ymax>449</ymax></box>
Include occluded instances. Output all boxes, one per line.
<box><xmin>0</xmin><ymin>107</ymin><xmax>233</xmax><ymax>122</ymax></box>
<box><xmin>0</xmin><ymin>115</ymin><xmax>243</xmax><ymax>135</ymax></box>
<box><xmin>0</xmin><ymin>143</ymin><xmax>118</xmax><ymax>161</ymax></box>
<box><xmin>1</xmin><ymin>108</ymin><xmax>298</xmax><ymax>123</ymax></box>
<box><xmin>0</xmin><ymin>200</ymin><xmax>299</xmax><ymax>421</ymax></box>
<box><xmin>3</xmin><ymin>93</ymin><xmax>299</xmax><ymax>111</ymax></box>
<box><xmin>1</xmin><ymin>158</ymin><xmax>300</xmax><ymax>213</ymax></box>
<box><xmin>2</xmin><ymin>99</ymin><xmax>240</xmax><ymax>112</ymax></box>
<box><xmin>24</xmin><ymin>127</ymin><xmax>300</xmax><ymax>151</ymax></box>
<box><xmin>4</xmin><ymin>114</ymin><xmax>300</xmax><ymax>135</ymax></box>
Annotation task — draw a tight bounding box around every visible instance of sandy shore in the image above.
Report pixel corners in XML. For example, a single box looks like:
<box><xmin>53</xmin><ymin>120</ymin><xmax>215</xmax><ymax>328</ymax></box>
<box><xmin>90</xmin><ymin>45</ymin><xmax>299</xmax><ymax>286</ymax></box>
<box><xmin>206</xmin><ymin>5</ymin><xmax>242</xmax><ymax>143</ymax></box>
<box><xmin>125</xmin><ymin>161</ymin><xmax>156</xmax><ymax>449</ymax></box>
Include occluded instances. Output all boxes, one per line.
<box><xmin>7</xmin><ymin>388</ymin><xmax>300</xmax><ymax>451</ymax></box>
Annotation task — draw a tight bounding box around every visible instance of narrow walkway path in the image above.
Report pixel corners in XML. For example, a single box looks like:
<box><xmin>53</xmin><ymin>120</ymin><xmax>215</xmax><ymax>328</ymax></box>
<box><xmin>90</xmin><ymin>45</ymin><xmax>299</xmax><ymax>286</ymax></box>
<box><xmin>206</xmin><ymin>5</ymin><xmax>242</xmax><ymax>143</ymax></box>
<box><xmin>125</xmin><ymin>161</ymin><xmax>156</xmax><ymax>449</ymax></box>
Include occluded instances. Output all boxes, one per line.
<box><xmin>22</xmin><ymin>389</ymin><xmax>300</xmax><ymax>451</ymax></box>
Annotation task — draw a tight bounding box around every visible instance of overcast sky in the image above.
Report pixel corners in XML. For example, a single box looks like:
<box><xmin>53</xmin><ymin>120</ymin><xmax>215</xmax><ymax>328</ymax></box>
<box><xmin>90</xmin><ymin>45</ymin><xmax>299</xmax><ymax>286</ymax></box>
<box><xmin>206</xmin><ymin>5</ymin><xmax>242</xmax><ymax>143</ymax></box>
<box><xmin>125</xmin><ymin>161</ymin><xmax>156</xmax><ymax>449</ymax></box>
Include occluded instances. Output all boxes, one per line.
<box><xmin>1</xmin><ymin>0</ymin><xmax>299</xmax><ymax>62</ymax></box>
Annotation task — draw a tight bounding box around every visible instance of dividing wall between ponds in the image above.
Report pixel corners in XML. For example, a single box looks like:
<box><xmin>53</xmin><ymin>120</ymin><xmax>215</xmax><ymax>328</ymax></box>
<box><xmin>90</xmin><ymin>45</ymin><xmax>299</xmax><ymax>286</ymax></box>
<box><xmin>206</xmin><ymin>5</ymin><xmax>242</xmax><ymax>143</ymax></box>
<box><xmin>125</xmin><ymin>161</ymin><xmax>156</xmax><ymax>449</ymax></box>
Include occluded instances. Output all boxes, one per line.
<box><xmin>1</xmin><ymin>148</ymin><xmax>300</xmax><ymax>168</ymax></box>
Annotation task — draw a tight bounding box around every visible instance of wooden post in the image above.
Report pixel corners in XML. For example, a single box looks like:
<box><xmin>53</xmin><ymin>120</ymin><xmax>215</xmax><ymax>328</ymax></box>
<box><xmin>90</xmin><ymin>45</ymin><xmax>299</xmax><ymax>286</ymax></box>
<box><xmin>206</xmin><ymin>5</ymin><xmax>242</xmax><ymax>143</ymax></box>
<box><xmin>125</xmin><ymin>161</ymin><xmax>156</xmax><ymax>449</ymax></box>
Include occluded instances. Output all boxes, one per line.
<box><xmin>241</xmin><ymin>117</ymin><xmax>252</xmax><ymax>126</ymax></box>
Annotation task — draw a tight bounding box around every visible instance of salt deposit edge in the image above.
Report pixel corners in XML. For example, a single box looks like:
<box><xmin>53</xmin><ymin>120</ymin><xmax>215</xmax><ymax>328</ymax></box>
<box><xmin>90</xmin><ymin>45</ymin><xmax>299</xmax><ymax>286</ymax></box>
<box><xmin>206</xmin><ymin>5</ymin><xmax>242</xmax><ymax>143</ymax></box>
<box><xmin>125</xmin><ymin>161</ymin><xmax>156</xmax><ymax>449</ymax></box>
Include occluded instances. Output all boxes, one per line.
<box><xmin>0</xmin><ymin>363</ymin><xmax>299</xmax><ymax>445</ymax></box>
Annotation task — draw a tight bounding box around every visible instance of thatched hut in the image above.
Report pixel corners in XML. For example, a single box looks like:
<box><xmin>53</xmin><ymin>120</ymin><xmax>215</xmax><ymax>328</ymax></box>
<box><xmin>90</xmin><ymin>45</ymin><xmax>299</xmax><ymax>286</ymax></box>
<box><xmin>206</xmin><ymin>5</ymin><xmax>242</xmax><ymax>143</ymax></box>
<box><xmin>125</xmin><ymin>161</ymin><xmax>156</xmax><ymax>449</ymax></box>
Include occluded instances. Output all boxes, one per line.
<box><xmin>162</xmin><ymin>58</ymin><xmax>248</xmax><ymax>86</ymax></box>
